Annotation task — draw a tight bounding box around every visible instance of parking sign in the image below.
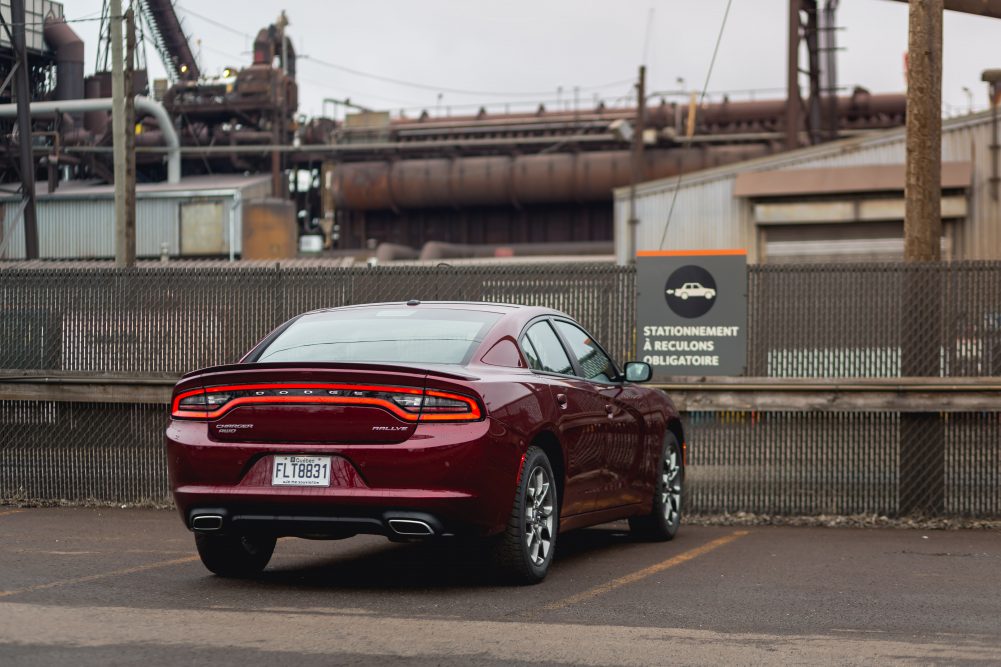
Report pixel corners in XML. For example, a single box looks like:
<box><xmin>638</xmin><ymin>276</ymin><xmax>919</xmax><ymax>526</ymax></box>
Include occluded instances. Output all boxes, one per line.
<box><xmin>636</xmin><ymin>250</ymin><xmax>747</xmax><ymax>378</ymax></box>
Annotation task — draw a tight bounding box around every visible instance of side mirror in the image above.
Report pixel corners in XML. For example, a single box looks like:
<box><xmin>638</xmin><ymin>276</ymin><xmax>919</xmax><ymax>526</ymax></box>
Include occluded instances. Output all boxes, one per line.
<box><xmin>623</xmin><ymin>361</ymin><xmax>652</xmax><ymax>383</ymax></box>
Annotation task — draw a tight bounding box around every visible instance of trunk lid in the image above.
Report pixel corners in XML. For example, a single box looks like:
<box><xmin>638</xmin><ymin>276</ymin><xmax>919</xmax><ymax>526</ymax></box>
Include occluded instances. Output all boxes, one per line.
<box><xmin>172</xmin><ymin>362</ymin><xmax>481</xmax><ymax>444</ymax></box>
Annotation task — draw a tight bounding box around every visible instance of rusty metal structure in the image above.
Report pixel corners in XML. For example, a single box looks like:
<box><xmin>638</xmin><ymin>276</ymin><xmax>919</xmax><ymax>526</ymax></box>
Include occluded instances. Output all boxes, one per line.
<box><xmin>161</xmin><ymin>11</ymin><xmax>297</xmax><ymax>189</ymax></box>
<box><xmin>0</xmin><ymin>1</ymin><xmax>931</xmax><ymax>257</ymax></box>
<box><xmin>0</xmin><ymin>2</ymin><xmax>298</xmax><ymax>190</ymax></box>
<box><xmin>308</xmin><ymin>90</ymin><xmax>906</xmax><ymax>250</ymax></box>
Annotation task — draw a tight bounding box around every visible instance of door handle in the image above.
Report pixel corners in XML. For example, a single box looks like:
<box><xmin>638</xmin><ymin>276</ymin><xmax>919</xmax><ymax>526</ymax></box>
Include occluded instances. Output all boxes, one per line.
<box><xmin>555</xmin><ymin>393</ymin><xmax>568</xmax><ymax>410</ymax></box>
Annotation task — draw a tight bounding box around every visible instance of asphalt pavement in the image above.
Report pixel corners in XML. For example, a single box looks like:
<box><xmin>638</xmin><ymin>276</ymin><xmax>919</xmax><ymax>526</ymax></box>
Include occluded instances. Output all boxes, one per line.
<box><xmin>1</xmin><ymin>507</ymin><xmax>1000</xmax><ymax>665</ymax></box>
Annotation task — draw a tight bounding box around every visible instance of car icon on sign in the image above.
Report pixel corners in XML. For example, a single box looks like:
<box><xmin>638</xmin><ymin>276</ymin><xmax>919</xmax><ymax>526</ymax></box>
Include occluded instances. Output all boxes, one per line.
<box><xmin>666</xmin><ymin>282</ymin><xmax>716</xmax><ymax>300</ymax></box>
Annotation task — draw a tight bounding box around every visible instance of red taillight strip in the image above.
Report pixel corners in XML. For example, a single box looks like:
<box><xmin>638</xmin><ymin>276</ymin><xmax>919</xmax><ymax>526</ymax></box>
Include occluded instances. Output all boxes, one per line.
<box><xmin>170</xmin><ymin>383</ymin><xmax>422</xmax><ymax>416</ymax></box>
<box><xmin>421</xmin><ymin>389</ymin><xmax>482</xmax><ymax>421</ymax></box>
<box><xmin>170</xmin><ymin>382</ymin><xmax>481</xmax><ymax>423</ymax></box>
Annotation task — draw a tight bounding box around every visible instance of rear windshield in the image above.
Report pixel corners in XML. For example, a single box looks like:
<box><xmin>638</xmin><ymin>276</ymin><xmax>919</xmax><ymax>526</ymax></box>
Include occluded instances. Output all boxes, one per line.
<box><xmin>253</xmin><ymin>308</ymin><xmax>502</xmax><ymax>365</ymax></box>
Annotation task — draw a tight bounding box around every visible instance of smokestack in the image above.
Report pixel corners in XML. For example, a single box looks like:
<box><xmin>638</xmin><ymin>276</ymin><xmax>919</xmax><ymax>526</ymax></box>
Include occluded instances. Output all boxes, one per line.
<box><xmin>43</xmin><ymin>16</ymin><xmax>85</xmax><ymax>102</ymax></box>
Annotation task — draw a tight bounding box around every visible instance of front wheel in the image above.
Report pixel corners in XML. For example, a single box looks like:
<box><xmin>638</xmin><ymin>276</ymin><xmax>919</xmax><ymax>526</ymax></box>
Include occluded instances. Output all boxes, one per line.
<box><xmin>630</xmin><ymin>433</ymin><xmax>683</xmax><ymax>541</ymax></box>
<box><xmin>492</xmin><ymin>446</ymin><xmax>558</xmax><ymax>584</ymax></box>
<box><xmin>195</xmin><ymin>532</ymin><xmax>276</xmax><ymax>577</ymax></box>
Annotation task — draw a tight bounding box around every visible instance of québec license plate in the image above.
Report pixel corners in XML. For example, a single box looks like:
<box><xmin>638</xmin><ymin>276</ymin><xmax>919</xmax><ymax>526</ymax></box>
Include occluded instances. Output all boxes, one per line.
<box><xmin>271</xmin><ymin>455</ymin><xmax>332</xmax><ymax>487</ymax></box>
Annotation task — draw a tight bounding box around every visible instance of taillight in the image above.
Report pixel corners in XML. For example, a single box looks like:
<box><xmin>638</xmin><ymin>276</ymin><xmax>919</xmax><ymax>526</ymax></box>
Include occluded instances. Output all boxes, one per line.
<box><xmin>171</xmin><ymin>383</ymin><xmax>481</xmax><ymax>423</ymax></box>
<box><xmin>418</xmin><ymin>390</ymin><xmax>481</xmax><ymax>421</ymax></box>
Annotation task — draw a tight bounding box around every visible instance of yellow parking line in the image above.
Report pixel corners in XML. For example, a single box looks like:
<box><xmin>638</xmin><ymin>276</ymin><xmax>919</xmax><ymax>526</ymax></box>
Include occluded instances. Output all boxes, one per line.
<box><xmin>0</xmin><ymin>555</ymin><xmax>199</xmax><ymax>599</ymax></box>
<box><xmin>543</xmin><ymin>530</ymin><xmax>749</xmax><ymax>611</ymax></box>
<box><xmin>0</xmin><ymin>510</ymin><xmax>23</xmax><ymax>517</ymax></box>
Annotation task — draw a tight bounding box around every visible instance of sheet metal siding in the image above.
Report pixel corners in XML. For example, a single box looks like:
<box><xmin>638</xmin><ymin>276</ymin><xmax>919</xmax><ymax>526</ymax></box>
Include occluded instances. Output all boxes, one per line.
<box><xmin>616</xmin><ymin>177</ymin><xmax>755</xmax><ymax>261</ymax></box>
<box><xmin>1</xmin><ymin>197</ymin><xmax>237</xmax><ymax>259</ymax></box>
<box><xmin>618</xmin><ymin>113</ymin><xmax>1001</xmax><ymax>261</ymax></box>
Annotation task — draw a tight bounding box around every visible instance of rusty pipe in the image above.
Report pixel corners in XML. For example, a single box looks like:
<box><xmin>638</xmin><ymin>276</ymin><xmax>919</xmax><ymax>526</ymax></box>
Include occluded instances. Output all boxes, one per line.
<box><xmin>330</xmin><ymin>146</ymin><xmax>772</xmax><ymax>210</ymax></box>
<box><xmin>418</xmin><ymin>241</ymin><xmax>614</xmax><ymax>260</ymax></box>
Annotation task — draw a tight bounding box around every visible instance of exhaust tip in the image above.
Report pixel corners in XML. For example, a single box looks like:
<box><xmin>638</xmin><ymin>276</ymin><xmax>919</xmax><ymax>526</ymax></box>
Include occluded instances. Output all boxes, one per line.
<box><xmin>192</xmin><ymin>515</ymin><xmax>224</xmax><ymax>532</ymax></box>
<box><xmin>388</xmin><ymin>519</ymin><xmax>434</xmax><ymax>536</ymax></box>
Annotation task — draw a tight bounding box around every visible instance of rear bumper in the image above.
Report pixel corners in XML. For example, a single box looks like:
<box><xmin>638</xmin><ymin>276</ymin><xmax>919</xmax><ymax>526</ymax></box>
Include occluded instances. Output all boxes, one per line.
<box><xmin>165</xmin><ymin>417</ymin><xmax>524</xmax><ymax>538</ymax></box>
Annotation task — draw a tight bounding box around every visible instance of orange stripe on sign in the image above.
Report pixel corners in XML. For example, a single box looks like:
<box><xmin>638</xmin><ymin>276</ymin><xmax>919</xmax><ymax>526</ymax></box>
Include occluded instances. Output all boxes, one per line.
<box><xmin>637</xmin><ymin>249</ymin><xmax>747</xmax><ymax>257</ymax></box>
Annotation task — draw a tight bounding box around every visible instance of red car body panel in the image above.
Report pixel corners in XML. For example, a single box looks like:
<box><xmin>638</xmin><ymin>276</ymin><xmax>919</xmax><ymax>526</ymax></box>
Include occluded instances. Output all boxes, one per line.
<box><xmin>165</xmin><ymin>303</ymin><xmax>682</xmax><ymax>539</ymax></box>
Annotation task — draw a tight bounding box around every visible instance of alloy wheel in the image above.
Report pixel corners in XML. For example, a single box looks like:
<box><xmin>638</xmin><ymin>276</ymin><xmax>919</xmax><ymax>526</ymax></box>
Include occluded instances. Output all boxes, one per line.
<box><xmin>661</xmin><ymin>446</ymin><xmax>682</xmax><ymax>525</ymax></box>
<box><xmin>523</xmin><ymin>466</ymin><xmax>555</xmax><ymax>566</ymax></box>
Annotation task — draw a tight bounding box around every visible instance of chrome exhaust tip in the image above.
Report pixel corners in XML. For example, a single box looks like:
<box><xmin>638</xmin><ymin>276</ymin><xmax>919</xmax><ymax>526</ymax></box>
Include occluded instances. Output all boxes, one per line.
<box><xmin>191</xmin><ymin>514</ymin><xmax>224</xmax><ymax>532</ymax></box>
<box><xmin>387</xmin><ymin>519</ymin><xmax>434</xmax><ymax>536</ymax></box>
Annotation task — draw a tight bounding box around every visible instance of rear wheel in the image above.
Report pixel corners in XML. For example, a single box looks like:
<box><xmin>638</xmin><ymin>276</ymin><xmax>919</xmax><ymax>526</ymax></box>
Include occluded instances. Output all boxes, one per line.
<box><xmin>630</xmin><ymin>433</ymin><xmax>683</xmax><ymax>541</ymax></box>
<box><xmin>492</xmin><ymin>446</ymin><xmax>558</xmax><ymax>584</ymax></box>
<box><xmin>195</xmin><ymin>532</ymin><xmax>276</xmax><ymax>577</ymax></box>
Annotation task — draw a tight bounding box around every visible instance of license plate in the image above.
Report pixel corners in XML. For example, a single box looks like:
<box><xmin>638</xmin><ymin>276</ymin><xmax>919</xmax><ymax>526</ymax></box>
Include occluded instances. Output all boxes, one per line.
<box><xmin>271</xmin><ymin>455</ymin><xmax>332</xmax><ymax>487</ymax></box>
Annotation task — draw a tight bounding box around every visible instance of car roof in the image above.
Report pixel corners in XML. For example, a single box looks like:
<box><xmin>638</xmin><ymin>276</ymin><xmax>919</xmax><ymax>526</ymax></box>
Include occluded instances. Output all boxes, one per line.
<box><xmin>308</xmin><ymin>301</ymin><xmax>566</xmax><ymax>318</ymax></box>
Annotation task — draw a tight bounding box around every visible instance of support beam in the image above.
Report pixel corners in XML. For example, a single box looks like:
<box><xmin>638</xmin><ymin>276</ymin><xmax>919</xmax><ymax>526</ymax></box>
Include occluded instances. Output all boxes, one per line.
<box><xmin>11</xmin><ymin>0</ymin><xmax>38</xmax><ymax>259</ymax></box>
<box><xmin>110</xmin><ymin>0</ymin><xmax>127</xmax><ymax>267</ymax></box>
<box><xmin>886</xmin><ymin>0</ymin><xmax>1001</xmax><ymax>19</ymax></box>
<box><xmin>904</xmin><ymin>0</ymin><xmax>944</xmax><ymax>262</ymax></box>
<box><xmin>901</xmin><ymin>0</ymin><xmax>945</xmax><ymax>517</ymax></box>
<box><xmin>786</xmin><ymin>0</ymin><xmax>802</xmax><ymax>149</ymax></box>
<box><xmin>121</xmin><ymin>7</ymin><xmax>137</xmax><ymax>267</ymax></box>
<box><xmin>627</xmin><ymin>64</ymin><xmax>646</xmax><ymax>262</ymax></box>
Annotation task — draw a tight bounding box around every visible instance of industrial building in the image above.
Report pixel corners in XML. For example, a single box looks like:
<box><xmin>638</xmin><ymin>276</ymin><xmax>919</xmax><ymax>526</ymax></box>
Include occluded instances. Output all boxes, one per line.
<box><xmin>0</xmin><ymin>174</ymin><xmax>293</xmax><ymax>260</ymax></box>
<box><xmin>614</xmin><ymin>110</ymin><xmax>1001</xmax><ymax>264</ymax></box>
<box><xmin>0</xmin><ymin>0</ymin><xmax>921</xmax><ymax>261</ymax></box>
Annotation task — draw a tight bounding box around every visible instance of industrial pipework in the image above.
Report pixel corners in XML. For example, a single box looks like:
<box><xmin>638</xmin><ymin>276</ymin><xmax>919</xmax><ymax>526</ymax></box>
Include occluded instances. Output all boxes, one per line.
<box><xmin>0</xmin><ymin>97</ymin><xmax>181</xmax><ymax>183</ymax></box>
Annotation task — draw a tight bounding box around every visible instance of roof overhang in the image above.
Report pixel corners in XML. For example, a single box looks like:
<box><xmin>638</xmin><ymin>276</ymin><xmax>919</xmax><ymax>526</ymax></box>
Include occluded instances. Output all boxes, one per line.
<box><xmin>734</xmin><ymin>162</ymin><xmax>972</xmax><ymax>198</ymax></box>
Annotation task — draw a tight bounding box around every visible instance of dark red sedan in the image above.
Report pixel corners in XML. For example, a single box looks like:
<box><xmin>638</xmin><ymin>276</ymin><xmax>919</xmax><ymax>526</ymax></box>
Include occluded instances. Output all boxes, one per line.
<box><xmin>166</xmin><ymin>301</ymin><xmax>684</xmax><ymax>583</ymax></box>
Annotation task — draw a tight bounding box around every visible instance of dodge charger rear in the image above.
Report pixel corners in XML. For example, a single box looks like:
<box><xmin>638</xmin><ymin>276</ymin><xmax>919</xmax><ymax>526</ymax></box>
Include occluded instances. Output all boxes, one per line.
<box><xmin>166</xmin><ymin>302</ymin><xmax>684</xmax><ymax>583</ymax></box>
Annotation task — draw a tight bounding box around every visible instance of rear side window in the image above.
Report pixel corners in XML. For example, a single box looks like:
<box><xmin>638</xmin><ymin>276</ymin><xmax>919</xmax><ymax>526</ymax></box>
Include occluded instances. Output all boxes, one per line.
<box><xmin>521</xmin><ymin>322</ymin><xmax>573</xmax><ymax>375</ymax></box>
<box><xmin>254</xmin><ymin>308</ymin><xmax>501</xmax><ymax>364</ymax></box>
<box><xmin>553</xmin><ymin>320</ymin><xmax>616</xmax><ymax>383</ymax></box>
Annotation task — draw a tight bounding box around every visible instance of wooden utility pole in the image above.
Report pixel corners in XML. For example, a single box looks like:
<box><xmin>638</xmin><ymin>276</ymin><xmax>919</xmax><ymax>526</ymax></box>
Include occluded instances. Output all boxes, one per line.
<box><xmin>627</xmin><ymin>65</ymin><xmax>646</xmax><ymax>262</ymax></box>
<box><xmin>11</xmin><ymin>0</ymin><xmax>39</xmax><ymax>259</ymax></box>
<box><xmin>900</xmin><ymin>0</ymin><xmax>945</xmax><ymax>516</ymax></box>
<box><xmin>904</xmin><ymin>0</ymin><xmax>944</xmax><ymax>261</ymax></box>
<box><xmin>110</xmin><ymin>0</ymin><xmax>128</xmax><ymax>267</ymax></box>
<box><xmin>122</xmin><ymin>7</ymin><xmax>137</xmax><ymax>266</ymax></box>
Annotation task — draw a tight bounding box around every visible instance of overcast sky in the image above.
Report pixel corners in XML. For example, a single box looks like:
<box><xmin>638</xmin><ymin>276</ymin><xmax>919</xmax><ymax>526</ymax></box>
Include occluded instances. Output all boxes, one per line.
<box><xmin>65</xmin><ymin>0</ymin><xmax>1001</xmax><ymax>119</ymax></box>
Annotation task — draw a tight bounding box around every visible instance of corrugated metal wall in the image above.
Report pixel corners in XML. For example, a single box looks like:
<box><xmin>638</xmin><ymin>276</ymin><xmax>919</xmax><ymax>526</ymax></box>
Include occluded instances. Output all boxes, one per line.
<box><xmin>615</xmin><ymin>112</ymin><xmax>1001</xmax><ymax>263</ymax></box>
<box><xmin>1</xmin><ymin>195</ymin><xmax>237</xmax><ymax>260</ymax></box>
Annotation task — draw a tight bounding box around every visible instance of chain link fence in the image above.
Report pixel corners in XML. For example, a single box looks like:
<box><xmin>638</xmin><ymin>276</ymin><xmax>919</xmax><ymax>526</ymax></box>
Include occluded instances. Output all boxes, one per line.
<box><xmin>685</xmin><ymin>410</ymin><xmax>1001</xmax><ymax>517</ymax></box>
<box><xmin>2</xmin><ymin>260</ymin><xmax>1000</xmax><ymax>515</ymax></box>
<box><xmin>0</xmin><ymin>263</ymin><xmax>636</xmax><ymax>374</ymax></box>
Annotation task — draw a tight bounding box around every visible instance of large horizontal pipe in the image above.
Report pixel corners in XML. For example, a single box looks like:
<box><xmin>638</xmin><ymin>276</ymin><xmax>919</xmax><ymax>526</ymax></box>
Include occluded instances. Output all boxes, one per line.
<box><xmin>329</xmin><ymin>146</ymin><xmax>772</xmax><ymax>210</ymax></box>
<box><xmin>0</xmin><ymin>97</ymin><xmax>180</xmax><ymax>183</ymax></box>
<box><xmin>379</xmin><ymin>93</ymin><xmax>906</xmax><ymax>135</ymax></box>
<box><xmin>418</xmin><ymin>241</ymin><xmax>614</xmax><ymax>260</ymax></box>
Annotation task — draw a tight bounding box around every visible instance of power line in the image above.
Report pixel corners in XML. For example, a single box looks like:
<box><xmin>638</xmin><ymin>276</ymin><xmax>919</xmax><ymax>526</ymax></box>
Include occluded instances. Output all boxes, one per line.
<box><xmin>175</xmin><ymin>4</ymin><xmax>633</xmax><ymax>98</ymax></box>
<box><xmin>7</xmin><ymin>14</ymin><xmax>110</xmax><ymax>27</ymax></box>
<box><xmin>301</xmin><ymin>55</ymin><xmax>632</xmax><ymax>98</ymax></box>
<box><xmin>175</xmin><ymin>3</ymin><xmax>252</xmax><ymax>40</ymax></box>
<box><xmin>657</xmin><ymin>0</ymin><xmax>734</xmax><ymax>251</ymax></box>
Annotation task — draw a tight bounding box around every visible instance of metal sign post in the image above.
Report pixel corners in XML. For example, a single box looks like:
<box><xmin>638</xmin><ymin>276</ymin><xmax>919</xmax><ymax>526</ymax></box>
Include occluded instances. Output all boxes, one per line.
<box><xmin>636</xmin><ymin>249</ymin><xmax>747</xmax><ymax>379</ymax></box>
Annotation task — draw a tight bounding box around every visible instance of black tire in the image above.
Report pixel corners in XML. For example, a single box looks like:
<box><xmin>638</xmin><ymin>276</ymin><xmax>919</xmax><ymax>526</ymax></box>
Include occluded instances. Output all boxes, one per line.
<box><xmin>492</xmin><ymin>446</ymin><xmax>558</xmax><ymax>584</ymax></box>
<box><xmin>195</xmin><ymin>532</ymin><xmax>276</xmax><ymax>577</ymax></box>
<box><xmin>629</xmin><ymin>433</ymin><xmax>683</xmax><ymax>541</ymax></box>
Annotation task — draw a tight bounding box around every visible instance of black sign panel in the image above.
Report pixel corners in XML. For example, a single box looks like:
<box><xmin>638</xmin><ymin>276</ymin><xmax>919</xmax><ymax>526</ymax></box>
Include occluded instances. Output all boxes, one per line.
<box><xmin>636</xmin><ymin>250</ymin><xmax>747</xmax><ymax>378</ymax></box>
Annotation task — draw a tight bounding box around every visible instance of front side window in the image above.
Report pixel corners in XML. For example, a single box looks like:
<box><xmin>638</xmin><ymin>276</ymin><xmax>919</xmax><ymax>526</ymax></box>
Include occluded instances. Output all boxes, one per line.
<box><xmin>254</xmin><ymin>308</ymin><xmax>501</xmax><ymax>365</ymax></box>
<box><xmin>521</xmin><ymin>322</ymin><xmax>573</xmax><ymax>375</ymax></box>
<box><xmin>553</xmin><ymin>320</ymin><xmax>616</xmax><ymax>383</ymax></box>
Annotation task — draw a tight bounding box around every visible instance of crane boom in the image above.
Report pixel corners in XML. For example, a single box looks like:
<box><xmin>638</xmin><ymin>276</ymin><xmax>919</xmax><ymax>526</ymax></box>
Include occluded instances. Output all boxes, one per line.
<box><xmin>141</xmin><ymin>0</ymin><xmax>200</xmax><ymax>80</ymax></box>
